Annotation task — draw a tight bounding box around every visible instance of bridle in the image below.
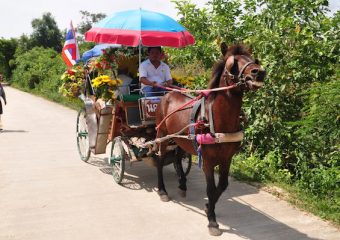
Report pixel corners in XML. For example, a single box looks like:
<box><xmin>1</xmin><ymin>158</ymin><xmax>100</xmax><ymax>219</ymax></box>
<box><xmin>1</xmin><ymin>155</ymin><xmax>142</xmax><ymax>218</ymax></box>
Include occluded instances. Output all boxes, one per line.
<box><xmin>222</xmin><ymin>55</ymin><xmax>263</xmax><ymax>87</ymax></box>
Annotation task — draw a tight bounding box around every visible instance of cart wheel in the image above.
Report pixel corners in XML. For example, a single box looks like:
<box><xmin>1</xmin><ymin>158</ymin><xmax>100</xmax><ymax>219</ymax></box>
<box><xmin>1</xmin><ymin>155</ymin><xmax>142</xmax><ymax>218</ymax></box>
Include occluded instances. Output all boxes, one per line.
<box><xmin>76</xmin><ymin>109</ymin><xmax>91</xmax><ymax>162</ymax></box>
<box><xmin>110</xmin><ymin>137</ymin><xmax>125</xmax><ymax>184</ymax></box>
<box><xmin>174</xmin><ymin>152</ymin><xmax>192</xmax><ymax>177</ymax></box>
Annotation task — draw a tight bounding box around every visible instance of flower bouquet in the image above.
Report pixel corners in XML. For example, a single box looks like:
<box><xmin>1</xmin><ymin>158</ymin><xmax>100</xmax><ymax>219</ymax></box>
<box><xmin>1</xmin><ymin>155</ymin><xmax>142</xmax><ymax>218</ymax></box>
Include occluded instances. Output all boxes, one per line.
<box><xmin>89</xmin><ymin>47</ymin><xmax>138</xmax><ymax>74</ymax></box>
<box><xmin>59</xmin><ymin>66</ymin><xmax>85</xmax><ymax>98</ymax></box>
<box><xmin>91</xmin><ymin>75</ymin><xmax>123</xmax><ymax>102</ymax></box>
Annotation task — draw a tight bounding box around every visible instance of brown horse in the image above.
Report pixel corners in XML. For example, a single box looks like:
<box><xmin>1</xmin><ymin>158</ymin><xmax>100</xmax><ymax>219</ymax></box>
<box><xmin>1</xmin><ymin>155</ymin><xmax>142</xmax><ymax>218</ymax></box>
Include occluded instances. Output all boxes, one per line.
<box><xmin>154</xmin><ymin>43</ymin><xmax>266</xmax><ymax>236</ymax></box>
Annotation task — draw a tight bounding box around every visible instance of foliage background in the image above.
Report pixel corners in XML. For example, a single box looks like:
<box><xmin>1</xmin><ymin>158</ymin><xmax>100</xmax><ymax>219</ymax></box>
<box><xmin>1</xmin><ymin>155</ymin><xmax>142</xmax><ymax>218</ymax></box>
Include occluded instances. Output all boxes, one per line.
<box><xmin>0</xmin><ymin>0</ymin><xmax>338</xmax><ymax>225</ymax></box>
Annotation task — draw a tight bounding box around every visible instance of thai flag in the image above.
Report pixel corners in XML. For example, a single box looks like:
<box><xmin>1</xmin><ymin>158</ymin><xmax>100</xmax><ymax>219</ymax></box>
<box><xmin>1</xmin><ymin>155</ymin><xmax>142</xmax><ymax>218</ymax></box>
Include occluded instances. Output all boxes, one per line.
<box><xmin>62</xmin><ymin>21</ymin><xmax>80</xmax><ymax>67</ymax></box>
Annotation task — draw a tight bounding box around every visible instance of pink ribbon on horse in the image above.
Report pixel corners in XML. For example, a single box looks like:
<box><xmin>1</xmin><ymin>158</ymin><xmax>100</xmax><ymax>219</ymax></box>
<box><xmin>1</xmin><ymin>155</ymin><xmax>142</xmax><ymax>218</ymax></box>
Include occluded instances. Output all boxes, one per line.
<box><xmin>200</xmin><ymin>90</ymin><xmax>211</xmax><ymax>97</ymax></box>
<box><xmin>196</xmin><ymin>133</ymin><xmax>216</xmax><ymax>144</ymax></box>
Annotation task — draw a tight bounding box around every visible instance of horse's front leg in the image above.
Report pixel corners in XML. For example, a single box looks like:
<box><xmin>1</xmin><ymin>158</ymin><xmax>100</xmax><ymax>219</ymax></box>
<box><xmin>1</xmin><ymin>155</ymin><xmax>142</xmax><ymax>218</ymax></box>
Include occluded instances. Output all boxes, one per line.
<box><xmin>157</xmin><ymin>141</ymin><xmax>170</xmax><ymax>202</ymax></box>
<box><xmin>216</xmin><ymin>165</ymin><xmax>229</xmax><ymax>196</ymax></box>
<box><xmin>205</xmin><ymin>163</ymin><xmax>230</xmax><ymax>236</ymax></box>
<box><xmin>204</xmin><ymin>167</ymin><xmax>223</xmax><ymax>236</ymax></box>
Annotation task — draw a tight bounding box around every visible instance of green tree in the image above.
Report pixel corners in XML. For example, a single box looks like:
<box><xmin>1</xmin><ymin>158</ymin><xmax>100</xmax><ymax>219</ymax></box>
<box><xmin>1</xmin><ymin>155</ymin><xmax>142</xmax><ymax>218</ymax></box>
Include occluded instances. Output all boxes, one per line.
<box><xmin>30</xmin><ymin>13</ymin><xmax>63</xmax><ymax>52</ymax></box>
<box><xmin>77</xmin><ymin>11</ymin><xmax>106</xmax><ymax>35</ymax></box>
<box><xmin>170</xmin><ymin>0</ymin><xmax>244</xmax><ymax>68</ymax></box>
<box><xmin>11</xmin><ymin>47</ymin><xmax>65</xmax><ymax>94</ymax></box>
<box><xmin>14</xmin><ymin>34</ymin><xmax>35</xmax><ymax>57</ymax></box>
<box><xmin>0</xmin><ymin>38</ymin><xmax>18</xmax><ymax>78</ymax></box>
<box><xmin>241</xmin><ymin>1</ymin><xmax>338</xmax><ymax>161</ymax></box>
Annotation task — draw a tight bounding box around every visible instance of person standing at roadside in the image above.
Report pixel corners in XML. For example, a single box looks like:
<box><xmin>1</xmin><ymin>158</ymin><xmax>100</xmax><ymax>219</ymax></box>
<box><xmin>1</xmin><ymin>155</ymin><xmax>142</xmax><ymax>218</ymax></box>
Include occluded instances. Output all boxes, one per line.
<box><xmin>0</xmin><ymin>74</ymin><xmax>7</xmax><ymax>130</ymax></box>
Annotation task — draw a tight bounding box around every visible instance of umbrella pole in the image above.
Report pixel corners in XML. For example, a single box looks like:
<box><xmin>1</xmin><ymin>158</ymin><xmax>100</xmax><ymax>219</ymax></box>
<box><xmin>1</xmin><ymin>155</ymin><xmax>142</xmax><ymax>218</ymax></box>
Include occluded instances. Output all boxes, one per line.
<box><xmin>138</xmin><ymin>39</ymin><xmax>142</xmax><ymax>88</ymax></box>
<box><xmin>138</xmin><ymin>39</ymin><xmax>142</xmax><ymax>70</ymax></box>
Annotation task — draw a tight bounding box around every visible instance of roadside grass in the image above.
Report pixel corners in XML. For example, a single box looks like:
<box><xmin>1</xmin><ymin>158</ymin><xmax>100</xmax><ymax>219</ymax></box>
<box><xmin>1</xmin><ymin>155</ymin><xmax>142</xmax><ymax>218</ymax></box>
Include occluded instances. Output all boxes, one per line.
<box><xmin>256</xmin><ymin>181</ymin><xmax>339</xmax><ymax>227</ymax></box>
<box><xmin>284</xmin><ymin>184</ymin><xmax>340</xmax><ymax>227</ymax></box>
<box><xmin>230</xmin><ymin>154</ymin><xmax>340</xmax><ymax>228</ymax></box>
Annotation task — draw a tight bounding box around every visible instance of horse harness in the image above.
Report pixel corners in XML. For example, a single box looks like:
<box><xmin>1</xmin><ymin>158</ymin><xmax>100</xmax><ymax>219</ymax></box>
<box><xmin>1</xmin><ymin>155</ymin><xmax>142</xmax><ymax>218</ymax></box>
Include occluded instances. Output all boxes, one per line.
<box><xmin>143</xmin><ymin>56</ymin><xmax>259</xmax><ymax>154</ymax></box>
<box><xmin>188</xmin><ymin>56</ymin><xmax>258</xmax><ymax>151</ymax></box>
<box><xmin>189</xmin><ymin>96</ymin><xmax>213</xmax><ymax>150</ymax></box>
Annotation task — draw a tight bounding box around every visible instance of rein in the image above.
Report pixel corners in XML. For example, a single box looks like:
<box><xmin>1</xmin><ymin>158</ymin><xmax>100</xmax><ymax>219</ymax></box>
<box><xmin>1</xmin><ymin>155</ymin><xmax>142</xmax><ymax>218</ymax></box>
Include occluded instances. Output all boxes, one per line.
<box><xmin>154</xmin><ymin>83</ymin><xmax>240</xmax><ymax>95</ymax></box>
<box><xmin>155</xmin><ymin>94</ymin><xmax>202</xmax><ymax>133</ymax></box>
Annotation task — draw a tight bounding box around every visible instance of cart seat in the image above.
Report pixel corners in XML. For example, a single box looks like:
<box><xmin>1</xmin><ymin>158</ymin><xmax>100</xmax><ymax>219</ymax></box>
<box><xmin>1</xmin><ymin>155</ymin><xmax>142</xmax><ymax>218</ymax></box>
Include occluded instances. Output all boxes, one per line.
<box><xmin>120</xmin><ymin>94</ymin><xmax>141</xmax><ymax>102</ymax></box>
<box><xmin>117</xmin><ymin>94</ymin><xmax>142</xmax><ymax>127</ymax></box>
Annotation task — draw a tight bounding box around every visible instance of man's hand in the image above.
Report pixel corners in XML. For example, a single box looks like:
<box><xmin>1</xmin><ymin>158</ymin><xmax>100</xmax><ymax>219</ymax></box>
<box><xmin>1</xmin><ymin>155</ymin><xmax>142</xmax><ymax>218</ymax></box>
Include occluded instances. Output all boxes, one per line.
<box><xmin>164</xmin><ymin>80</ymin><xmax>172</xmax><ymax>87</ymax></box>
<box><xmin>140</xmin><ymin>77</ymin><xmax>157</xmax><ymax>87</ymax></box>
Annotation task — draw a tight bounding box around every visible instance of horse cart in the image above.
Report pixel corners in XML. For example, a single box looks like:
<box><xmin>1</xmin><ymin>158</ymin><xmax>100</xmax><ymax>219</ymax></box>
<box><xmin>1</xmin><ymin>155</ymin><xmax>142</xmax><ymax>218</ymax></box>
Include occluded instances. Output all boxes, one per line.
<box><xmin>76</xmin><ymin>72</ymin><xmax>192</xmax><ymax>184</ymax></box>
<box><xmin>74</xmin><ymin>7</ymin><xmax>198</xmax><ymax>184</ymax></box>
<box><xmin>69</xmin><ymin>9</ymin><xmax>268</xmax><ymax>236</ymax></box>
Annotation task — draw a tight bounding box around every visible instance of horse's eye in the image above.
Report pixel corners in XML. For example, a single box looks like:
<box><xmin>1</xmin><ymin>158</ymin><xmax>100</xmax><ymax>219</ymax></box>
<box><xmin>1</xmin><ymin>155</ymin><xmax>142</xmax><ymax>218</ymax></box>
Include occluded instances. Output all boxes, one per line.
<box><xmin>251</xmin><ymin>68</ymin><xmax>259</xmax><ymax>75</ymax></box>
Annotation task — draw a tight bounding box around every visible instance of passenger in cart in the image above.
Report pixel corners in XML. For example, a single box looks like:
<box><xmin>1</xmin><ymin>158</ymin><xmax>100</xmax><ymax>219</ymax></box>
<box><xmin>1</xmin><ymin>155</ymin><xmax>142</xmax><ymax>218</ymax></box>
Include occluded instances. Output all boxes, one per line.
<box><xmin>139</xmin><ymin>47</ymin><xmax>173</xmax><ymax>97</ymax></box>
<box><xmin>117</xmin><ymin>66</ymin><xmax>133</xmax><ymax>95</ymax></box>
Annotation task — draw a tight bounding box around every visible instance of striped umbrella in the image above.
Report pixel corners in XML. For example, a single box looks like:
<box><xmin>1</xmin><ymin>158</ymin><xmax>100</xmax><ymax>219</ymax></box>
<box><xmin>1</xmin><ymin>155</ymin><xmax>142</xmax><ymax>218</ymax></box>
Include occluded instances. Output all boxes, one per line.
<box><xmin>85</xmin><ymin>9</ymin><xmax>195</xmax><ymax>48</ymax></box>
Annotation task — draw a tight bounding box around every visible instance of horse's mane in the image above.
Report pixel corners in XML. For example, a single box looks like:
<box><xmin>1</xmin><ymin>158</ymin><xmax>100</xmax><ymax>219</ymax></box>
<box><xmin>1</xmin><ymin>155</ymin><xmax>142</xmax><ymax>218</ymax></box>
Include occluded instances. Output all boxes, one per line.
<box><xmin>208</xmin><ymin>44</ymin><xmax>252</xmax><ymax>89</ymax></box>
<box><xmin>224</xmin><ymin>44</ymin><xmax>252</xmax><ymax>60</ymax></box>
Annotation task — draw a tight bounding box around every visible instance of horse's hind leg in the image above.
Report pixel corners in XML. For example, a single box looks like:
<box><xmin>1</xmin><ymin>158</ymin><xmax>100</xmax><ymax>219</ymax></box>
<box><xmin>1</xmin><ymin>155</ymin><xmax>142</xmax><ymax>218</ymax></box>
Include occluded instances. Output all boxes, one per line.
<box><xmin>157</xmin><ymin>141</ymin><xmax>170</xmax><ymax>202</ymax></box>
<box><xmin>174</xmin><ymin>148</ymin><xmax>187</xmax><ymax>197</ymax></box>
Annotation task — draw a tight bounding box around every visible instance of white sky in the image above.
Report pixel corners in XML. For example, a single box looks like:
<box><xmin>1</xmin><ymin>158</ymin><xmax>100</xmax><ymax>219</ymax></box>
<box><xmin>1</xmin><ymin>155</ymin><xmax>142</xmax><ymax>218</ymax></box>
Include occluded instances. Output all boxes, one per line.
<box><xmin>0</xmin><ymin>0</ymin><xmax>339</xmax><ymax>39</ymax></box>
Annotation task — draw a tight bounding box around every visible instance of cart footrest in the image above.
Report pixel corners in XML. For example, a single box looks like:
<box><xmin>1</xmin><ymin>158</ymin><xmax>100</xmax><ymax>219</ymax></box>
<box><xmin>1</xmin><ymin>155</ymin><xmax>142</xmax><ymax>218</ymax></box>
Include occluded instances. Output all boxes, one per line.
<box><xmin>93</xmin><ymin>105</ymin><xmax>113</xmax><ymax>154</ymax></box>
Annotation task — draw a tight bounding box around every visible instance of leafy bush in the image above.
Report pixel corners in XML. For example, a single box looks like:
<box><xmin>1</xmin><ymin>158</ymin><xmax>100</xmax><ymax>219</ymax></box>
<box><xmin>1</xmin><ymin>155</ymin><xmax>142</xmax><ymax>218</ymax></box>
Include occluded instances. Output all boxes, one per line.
<box><xmin>10</xmin><ymin>47</ymin><xmax>72</xmax><ymax>104</ymax></box>
<box><xmin>170</xmin><ymin>60</ymin><xmax>211</xmax><ymax>89</ymax></box>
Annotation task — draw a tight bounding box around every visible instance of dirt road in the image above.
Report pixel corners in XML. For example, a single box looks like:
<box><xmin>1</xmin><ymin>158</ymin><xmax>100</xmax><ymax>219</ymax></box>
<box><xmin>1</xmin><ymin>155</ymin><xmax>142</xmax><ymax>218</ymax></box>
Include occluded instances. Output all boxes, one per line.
<box><xmin>0</xmin><ymin>87</ymin><xmax>338</xmax><ymax>240</ymax></box>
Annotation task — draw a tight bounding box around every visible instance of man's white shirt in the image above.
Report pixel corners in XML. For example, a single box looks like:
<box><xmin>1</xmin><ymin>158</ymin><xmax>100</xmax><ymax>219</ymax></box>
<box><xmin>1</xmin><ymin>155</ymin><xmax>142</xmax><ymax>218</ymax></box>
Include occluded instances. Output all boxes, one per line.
<box><xmin>139</xmin><ymin>59</ymin><xmax>172</xmax><ymax>89</ymax></box>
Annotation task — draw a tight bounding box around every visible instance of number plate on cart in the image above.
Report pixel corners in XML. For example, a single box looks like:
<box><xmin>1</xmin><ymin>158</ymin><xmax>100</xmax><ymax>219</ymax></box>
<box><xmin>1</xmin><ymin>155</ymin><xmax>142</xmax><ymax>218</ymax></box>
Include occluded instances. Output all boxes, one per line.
<box><xmin>139</xmin><ymin>97</ymin><xmax>162</xmax><ymax>124</ymax></box>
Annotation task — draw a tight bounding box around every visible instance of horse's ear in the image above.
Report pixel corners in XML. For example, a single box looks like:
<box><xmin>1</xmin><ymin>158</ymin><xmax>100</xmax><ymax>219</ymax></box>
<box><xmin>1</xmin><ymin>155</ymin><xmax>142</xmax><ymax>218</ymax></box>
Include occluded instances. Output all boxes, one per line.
<box><xmin>226</xmin><ymin>55</ymin><xmax>238</xmax><ymax>74</ymax></box>
<box><xmin>226</xmin><ymin>56</ymin><xmax>234</xmax><ymax>69</ymax></box>
<box><xmin>220</xmin><ymin>42</ymin><xmax>228</xmax><ymax>56</ymax></box>
<box><xmin>226</xmin><ymin>56</ymin><xmax>239</xmax><ymax>74</ymax></box>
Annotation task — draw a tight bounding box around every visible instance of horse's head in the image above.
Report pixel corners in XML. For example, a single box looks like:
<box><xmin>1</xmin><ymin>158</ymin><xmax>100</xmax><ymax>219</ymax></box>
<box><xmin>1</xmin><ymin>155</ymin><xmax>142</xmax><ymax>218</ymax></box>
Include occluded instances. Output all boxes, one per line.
<box><xmin>219</xmin><ymin>43</ymin><xmax>266</xmax><ymax>91</ymax></box>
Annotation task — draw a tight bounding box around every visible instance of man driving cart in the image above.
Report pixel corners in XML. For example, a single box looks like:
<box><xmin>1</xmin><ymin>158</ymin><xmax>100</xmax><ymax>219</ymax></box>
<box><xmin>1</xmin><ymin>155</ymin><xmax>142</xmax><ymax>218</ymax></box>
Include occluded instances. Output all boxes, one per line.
<box><xmin>139</xmin><ymin>47</ymin><xmax>173</xmax><ymax>97</ymax></box>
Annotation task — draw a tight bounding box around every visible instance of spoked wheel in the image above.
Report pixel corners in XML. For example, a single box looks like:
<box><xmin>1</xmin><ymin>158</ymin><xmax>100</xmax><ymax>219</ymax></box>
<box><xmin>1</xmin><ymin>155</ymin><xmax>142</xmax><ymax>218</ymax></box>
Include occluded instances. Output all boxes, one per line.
<box><xmin>174</xmin><ymin>152</ymin><xmax>192</xmax><ymax>177</ymax></box>
<box><xmin>110</xmin><ymin>137</ymin><xmax>126</xmax><ymax>184</ymax></box>
<box><xmin>76</xmin><ymin>109</ymin><xmax>91</xmax><ymax>162</ymax></box>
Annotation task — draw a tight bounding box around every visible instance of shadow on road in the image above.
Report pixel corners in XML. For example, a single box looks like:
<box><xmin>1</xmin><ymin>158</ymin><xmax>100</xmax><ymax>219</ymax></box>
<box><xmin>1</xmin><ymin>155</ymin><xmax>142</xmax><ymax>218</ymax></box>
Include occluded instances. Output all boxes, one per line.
<box><xmin>0</xmin><ymin>129</ymin><xmax>28</xmax><ymax>133</ymax></box>
<box><xmin>84</xmin><ymin>157</ymin><xmax>319</xmax><ymax>240</ymax></box>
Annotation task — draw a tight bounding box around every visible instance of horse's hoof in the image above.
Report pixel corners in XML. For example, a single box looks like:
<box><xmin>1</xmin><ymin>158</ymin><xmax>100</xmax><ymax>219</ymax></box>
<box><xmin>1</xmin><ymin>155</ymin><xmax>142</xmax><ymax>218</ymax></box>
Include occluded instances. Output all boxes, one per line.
<box><xmin>160</xmin><ymin>194</ymin><xmax>170</xmax><ymax>202</ymax></box>
<box><xmin>158</xmin><ymin>190</ymin><xmax>170</xmax><ymax>202</ymax></box>
<box><xmin>178</xmin><ymin>189</ymin><xmax>186</xmax><ymax>198</ymax></box>
<box><xmin>209</xmin><ymin>227</ymin><xmax>223</xmax><ymax>236</ymax></box>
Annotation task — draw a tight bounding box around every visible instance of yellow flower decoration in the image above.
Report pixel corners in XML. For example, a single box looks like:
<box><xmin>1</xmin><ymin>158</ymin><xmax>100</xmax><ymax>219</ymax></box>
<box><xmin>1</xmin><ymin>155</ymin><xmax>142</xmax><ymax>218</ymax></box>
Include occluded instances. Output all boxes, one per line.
<box><xmin>91</xmin><ymin>75</ymin><xmax>122</xmax><ymax>101</ymax></box>
<box><xmin>59</xmin><ymin>66</ymin><xmax>85</xmax><ymax>98</ymax></box>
